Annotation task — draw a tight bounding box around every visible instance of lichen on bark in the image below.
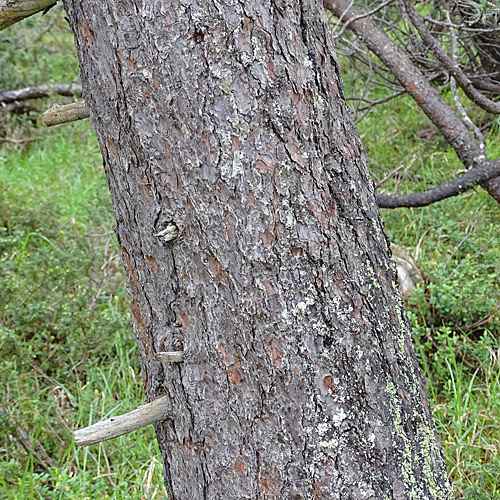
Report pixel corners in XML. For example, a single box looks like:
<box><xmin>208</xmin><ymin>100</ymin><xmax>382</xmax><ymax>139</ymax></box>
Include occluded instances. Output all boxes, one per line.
<box><xmin>63</xmin><ymin>0</ymin><xmax>453</xmax><ymax>498</ymax></box>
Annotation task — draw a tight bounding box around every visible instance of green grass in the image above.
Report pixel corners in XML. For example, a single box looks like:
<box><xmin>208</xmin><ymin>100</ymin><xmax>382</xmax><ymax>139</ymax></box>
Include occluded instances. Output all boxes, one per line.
<box><xmin>0</xmin><ymin>11</ymin><xmax>167</xmax><ymax>499</ymax></box>
<box><xmin>1</xmin><ymin>9</ymin><xmax>499</xmax><ymax>500</ymax></box>
<box><xmin>0</xmin><ymin>5</ymin><xmax>79</xmax><ymax>91</ymax></box>
<box><xmin>0</xmin><ymin>122</ymin><xmax>167</xmax><ymax>499</ymax></box>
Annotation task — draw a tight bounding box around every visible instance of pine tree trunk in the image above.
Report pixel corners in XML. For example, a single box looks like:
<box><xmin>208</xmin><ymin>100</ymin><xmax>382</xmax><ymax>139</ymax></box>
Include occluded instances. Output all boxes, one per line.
<box><xmin>63</xmin><ymin>1</ymin><xmax>453</xmax><ymax>498</ymax></box>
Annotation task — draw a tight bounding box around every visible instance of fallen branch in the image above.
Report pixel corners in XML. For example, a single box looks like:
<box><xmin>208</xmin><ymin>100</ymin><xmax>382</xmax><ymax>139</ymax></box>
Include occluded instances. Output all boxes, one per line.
<box><xmin>0</xmin><ymin>0</ymin><xmax>57</xmax><ymax>31</ymax></box>
<box><xmin>375</xmin><ymin>156</ymin><xmax>415</xmax><ymax>189</ymax></box>
<box><xmin>324</xmin><ymin>0</ymin><xmax>500</xmax><ymax>204</ymax></box>
<box><xmin>42</xmin><ymin>101</ymin><xmax>89</xmax><ymax>126</ymax></box>
<box><xmin>0</xmin><ymin>136</ymin><xmax>38</xmax><ymax>144</ymax></box>
<box><xmin>377</xmin><ymin>159</ymin><xmax>500</xmax><ymax>208</ymax></box>
<box><xmin>1</xmin><ymin>403</ymin><xmax>57</xmax><ymax>470</ymax></box>
<box><xmin>74</xmin><ymin>396</ymin><xmax>171</xmax><ymax>447</ymax></box>
<box><xmin>0</xmin><ymin>84</ymin><xmax>82</xmax><ymax>105</ymax></box>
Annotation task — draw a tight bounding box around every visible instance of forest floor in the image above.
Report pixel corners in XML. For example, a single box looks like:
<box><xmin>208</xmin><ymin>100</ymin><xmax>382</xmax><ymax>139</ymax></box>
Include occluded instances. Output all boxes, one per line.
<box><xmin>0</xmin><ymin>7</ymin><xmax>499</xmax><ymax>499</ymax></box>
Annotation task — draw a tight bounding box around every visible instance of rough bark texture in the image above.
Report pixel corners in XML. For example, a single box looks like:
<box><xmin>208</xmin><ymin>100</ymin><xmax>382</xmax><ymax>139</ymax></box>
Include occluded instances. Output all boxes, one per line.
<box><xmin>63</xmin><ymin>1</ymin><xmax>452</xmax><ymax>498</ymax></box>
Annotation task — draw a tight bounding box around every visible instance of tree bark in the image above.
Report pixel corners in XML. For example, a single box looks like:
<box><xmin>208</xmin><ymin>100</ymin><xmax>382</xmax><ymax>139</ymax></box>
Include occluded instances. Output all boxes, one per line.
<box><xmin>62</xmin><ymin>1</ymin><xmax>452</xmax><ymax>498</ymax></box>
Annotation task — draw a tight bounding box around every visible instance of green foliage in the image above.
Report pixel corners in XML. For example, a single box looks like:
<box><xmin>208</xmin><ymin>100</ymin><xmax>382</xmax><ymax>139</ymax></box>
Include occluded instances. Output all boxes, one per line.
<box><xmin>402</xmin><ymin>213</ymin><xmax>499</xmax><ymax>332</ymax></box>
<box><xmin>412</xmin><ymin>325</ymin><xmax>500</xmax><ymax>498</ymax></box>
<box><xmin>0</xmin><ymin>6</ymin><xmax>78</xmax><ymax>92</ymax></box>
<box><xmin>466</xmin><ymin>0</ymin><xmax>500</xmax><ymax>24</ymax></box>
<box><xmin>0</xmin><ymin>12</ymin><xmax>162</xmax><ymax>499</ymax></box>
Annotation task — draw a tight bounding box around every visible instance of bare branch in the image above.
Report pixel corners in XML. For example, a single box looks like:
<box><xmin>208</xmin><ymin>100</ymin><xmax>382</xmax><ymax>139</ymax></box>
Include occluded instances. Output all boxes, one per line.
<box><xmin>422</xmin><ymin>15</ymin><xmax>500</xmax><ymax>33</ymax></box>
<box><xmin>447</xmin><ymin>8</ymin><xmax>486</xmax><ymax>147</ymax></box>
<box><xmin>332</xmin><ymin>0</ymin><xmax>396</xmax><ymax>42</ymax></box>
<box><xmin>376</xmin><ymin>159</ymin><xmax>500</xmax><ymax>208</ymax></box>
<box><xmin>403</xmin><ymin>0</ymin><xmax>500</xmax><ymax>114</ymax></box>
<box><xmin>0</xmin><ymin>0</ymin><xmax>57</xmax><ymax>31</ymax></box>
<box><xmin>375</xmin><ymin>156</ymin><xmax>416</xmax><ymax>188</ymax></box>
<box><xmin>325</xmin><ymin>0</ymin><xmax>480</xmax><ymax>163</ymax></box>
<box><xmin>0</xmin><ymin>84</ymin><xmax>82</xmax><ymax>105</ymax></box>
<box><xmin>324</xmin><ymin>0</ymin><xmax>500</xmax><ymax>203</ymax></box>
<box><xmin>471</xmin><ymin>77</ymin><xmax>500</xmax><ymax>94</ymax></box>
<box><xmin>74</xmin><ymin>396</ymin><xmax>171</xmax><ymax>447</ymax></box>
<box><xmin>0</xmin><ymin>137</ymin><xmax>37</xmax><ymax>144</ymax></box>
<box><xmin>42</xmin><ymin>101</ymin><xmax>89</xmax><ymax>126</ymax></box>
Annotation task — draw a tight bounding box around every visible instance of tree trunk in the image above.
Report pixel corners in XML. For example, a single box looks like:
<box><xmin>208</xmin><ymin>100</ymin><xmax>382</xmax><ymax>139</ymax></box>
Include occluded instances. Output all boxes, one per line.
<box><xmin>62</xmin><ymin>1</ymin><xmax>452</xmax><ymax>498</ymax></box>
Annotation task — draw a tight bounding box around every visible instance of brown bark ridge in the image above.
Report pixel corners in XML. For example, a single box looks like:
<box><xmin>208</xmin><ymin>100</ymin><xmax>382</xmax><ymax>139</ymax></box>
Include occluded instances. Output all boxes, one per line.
<box><xmin>63</xmin><ymin>0</ymin><xmax>452</xmax><ymax>498</ymax></box>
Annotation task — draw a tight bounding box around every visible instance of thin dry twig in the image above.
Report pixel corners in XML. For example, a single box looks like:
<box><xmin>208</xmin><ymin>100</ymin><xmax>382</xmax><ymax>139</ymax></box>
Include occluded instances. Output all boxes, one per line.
<box><xmin>375</xmin><ymin>155</ymin><xmax>416</xmax><ymax>188</ymax></box>
<box><xmin>0</xmin><ymin>137</ymin><xmax>38</xmax><ymax>144</ymax></box>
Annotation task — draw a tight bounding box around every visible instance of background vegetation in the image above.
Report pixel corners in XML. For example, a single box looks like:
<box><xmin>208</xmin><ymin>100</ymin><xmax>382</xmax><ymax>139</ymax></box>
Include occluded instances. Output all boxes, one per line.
<box><xmin>0</xmin><ymin>6</ymin><xmax>498</xmax><ymax>499</ymax></box>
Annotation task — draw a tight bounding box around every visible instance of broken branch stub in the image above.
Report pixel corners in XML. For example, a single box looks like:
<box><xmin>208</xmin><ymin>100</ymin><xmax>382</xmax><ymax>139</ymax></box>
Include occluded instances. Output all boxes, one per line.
<box><xmin>42</xmin><ymin>101</ymin><xmax>90</xmax><ymax>127</ymax></box>
<box><xmin>0</xmin><ymin>0</ymin><xmax>57</xmax><ymax>31</ymax></box>
<box><xmin>154</xmin><ymin>351</ymin><xmax>184</xmax><ymax>363</ymax></box>
<box><xmin>74</xmin><ymin>395</ymin><xmax>171</xmax><ymax>447</ymax></box>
